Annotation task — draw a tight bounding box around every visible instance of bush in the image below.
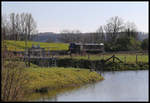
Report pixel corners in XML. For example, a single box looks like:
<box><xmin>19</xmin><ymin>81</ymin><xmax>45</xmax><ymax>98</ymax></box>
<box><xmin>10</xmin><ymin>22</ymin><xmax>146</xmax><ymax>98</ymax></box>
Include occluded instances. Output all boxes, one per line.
<box><xmin>1</xmin><ymin>61</ymin><xmax>29</xmax><ymax>101</ymax></box>
<box><xmin>141</xmin><ymin>38</ymin><xmax>149</xmax><ymax>50</ymax></box>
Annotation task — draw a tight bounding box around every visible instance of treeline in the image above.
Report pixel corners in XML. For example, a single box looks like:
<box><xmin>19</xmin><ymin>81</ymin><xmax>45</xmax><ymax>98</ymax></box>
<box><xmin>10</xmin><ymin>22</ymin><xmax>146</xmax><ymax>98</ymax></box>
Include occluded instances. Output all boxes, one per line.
<box><xmin>2</xmin><ymin>13</ymin><xmax>148</xmax><ymax>51</ymax></box>
<box><xmin>59</xmin><ymin>16</ymin><xmax>148</xmax><ymax>51</ymax></box>
<box><xmin>2</xmin><ymin>13</ymin><xmax>37</xmax><ymax>41</ymax></box>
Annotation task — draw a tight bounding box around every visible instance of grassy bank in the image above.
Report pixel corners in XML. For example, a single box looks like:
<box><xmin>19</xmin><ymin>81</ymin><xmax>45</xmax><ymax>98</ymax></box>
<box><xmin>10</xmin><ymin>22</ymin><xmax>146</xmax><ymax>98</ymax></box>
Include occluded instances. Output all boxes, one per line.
<box><xmin>25</xmin><ymin>67</ymin><xmax>104</xmax><ymax>92</ymax></box>
<box><xmin>2</xmin><ymin>61</ymin><xmax>103</xmax><ymax>101</ymax></box>
<box><xmin>23</xmin><ymin>67</ymin><xmax>104</xmax><ymax>100</ymax></box>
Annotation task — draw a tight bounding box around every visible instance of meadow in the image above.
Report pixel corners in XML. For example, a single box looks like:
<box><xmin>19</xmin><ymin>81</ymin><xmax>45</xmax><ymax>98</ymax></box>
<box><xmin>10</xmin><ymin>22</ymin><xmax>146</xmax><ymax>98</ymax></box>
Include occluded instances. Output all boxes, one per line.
<box><xmin>4</xmin><ymin>40</ymin><xmax>69</xmax><ymax>51</ymax></box>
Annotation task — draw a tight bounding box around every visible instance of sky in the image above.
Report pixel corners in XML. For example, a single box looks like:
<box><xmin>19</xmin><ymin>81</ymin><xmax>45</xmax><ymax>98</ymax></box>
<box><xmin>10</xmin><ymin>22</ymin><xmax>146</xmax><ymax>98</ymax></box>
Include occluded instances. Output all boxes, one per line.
<box><xmin>2</xmin><ymin>2</ymin><xmax>149</xmax><ymax>33</ymax></box>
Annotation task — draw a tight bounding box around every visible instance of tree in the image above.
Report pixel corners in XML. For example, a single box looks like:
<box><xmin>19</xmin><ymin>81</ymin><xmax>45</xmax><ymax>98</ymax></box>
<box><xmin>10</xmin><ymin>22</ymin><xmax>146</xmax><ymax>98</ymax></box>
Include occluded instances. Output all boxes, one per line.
<box><xmin>26</xmin><ymin>13</ymin><xmax>37</xmax><ymax>40</ymax></box>
<box><xmin>2</xmin><ymin>13</ymin><xmax>37</xmax><ymax>41</ymax></box>
<box><xmin>115</xmin><ymin>37</ymin><xmax>130</xmax><ymax>51</ymax></box>
<box><xmin>124</xmin><ymin>21</ymin><xmax>138</xmax><ymax>40</ymax></box>
<box><xmin>9</xmin><ymin>13</ymin><xmax>16</xmax><ymax>40</ymax></box>
<box><xmin>15</xmin><ymin>14</ymin><xmax>21</xmax><ymax>40</ymax></box>
<box><xmin>141</xmin><ymin>38</ymin><xmax>149</xmax><ymax>50</ymax></box>
<box><xmin>104</xmin><ymin>16</ymin><xmax>125</xmax><ymax>43</ymax></box>
<box><xmin>2</xmin><ymin>14</ymin><xmax>9</xmax><ymax>41</ymax></box>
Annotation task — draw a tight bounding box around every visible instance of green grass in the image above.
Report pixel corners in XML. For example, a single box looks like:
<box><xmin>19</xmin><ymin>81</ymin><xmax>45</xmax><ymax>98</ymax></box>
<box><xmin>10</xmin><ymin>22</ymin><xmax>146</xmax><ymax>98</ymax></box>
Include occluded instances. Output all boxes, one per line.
<box><xmin>58</xmin><ymin>53</ymin><xmax>148</xmax><ymax>63</ymax></box>
<box><xmin>25</xmin><ymin>67</ymin><xmax>104</xmax><ymax>92</ymax></box>
<box><xmin>23</xmin><ymin>67</ymin><xmax>104</xmax><ymax>101</ymax></box>
<box><xmin>4</xmin><ymin>40</ymin><xmax>69</xmax><ymax>51</ymax></box>
<box><xmin>3</xmin><ymin>60</ymin><xmax>104</xmax><ymax>101</ymax></box>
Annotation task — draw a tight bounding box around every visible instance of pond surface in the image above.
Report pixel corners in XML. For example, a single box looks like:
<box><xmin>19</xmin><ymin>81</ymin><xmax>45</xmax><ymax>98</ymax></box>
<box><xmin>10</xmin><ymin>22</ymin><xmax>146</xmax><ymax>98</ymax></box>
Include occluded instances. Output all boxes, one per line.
<box><xmin>38</xmin><ymin>70</ymin><xmax>149</xmax><ymax>101</ymax></box>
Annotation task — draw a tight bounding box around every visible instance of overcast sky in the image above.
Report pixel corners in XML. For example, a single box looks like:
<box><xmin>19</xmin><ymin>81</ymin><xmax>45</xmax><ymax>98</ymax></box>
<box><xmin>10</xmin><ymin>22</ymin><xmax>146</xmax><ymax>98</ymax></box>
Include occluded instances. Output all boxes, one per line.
<box><xmin>2</xmin><ymin>2</ymin><xmax>149</xmax><ymax>33</ymax></box>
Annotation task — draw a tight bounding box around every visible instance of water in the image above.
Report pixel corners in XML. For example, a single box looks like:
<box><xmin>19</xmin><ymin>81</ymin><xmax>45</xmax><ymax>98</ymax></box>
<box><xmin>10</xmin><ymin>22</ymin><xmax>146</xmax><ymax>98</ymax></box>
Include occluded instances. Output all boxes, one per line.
<box><xmin>38</xmin><ymin>70</ymin><xmax>149</xmax><ymax>101</ymax></box>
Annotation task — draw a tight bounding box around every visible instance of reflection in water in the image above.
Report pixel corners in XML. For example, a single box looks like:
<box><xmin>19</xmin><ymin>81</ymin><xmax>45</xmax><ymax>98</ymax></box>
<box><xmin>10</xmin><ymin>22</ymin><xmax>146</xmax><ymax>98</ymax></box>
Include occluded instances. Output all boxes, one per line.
<box><xmin>37</xmin><ymin>70</ymin><xmax>148</xmax><ymax>101</ymax></box>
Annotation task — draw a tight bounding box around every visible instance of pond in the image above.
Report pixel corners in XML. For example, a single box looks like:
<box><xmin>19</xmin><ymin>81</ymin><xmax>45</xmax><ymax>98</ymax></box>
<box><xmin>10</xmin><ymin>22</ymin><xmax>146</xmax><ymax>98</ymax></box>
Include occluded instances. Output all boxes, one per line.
<box><xmin>37</xmin><ymin>70</ymin><xmax>148</xmax><ymax>101</ymax></box>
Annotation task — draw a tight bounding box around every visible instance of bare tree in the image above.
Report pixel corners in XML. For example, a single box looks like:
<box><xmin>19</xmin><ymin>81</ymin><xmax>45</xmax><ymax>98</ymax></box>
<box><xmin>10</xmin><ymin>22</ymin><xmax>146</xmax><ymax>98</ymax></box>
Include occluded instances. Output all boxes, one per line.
<box><xmin>2</xmin><ymin>14</ymin><xmax>9</xmax><ymax>40</ymax></box>
<box><xmin>104</xmin><ymin>16</ymin><xmax>125</xmax><ymax>43</ymax></box>
<box><xmin>9</xmin><ymin>13</ymin><xmax>16</xmax><ymax>40</ymax></box>
<box><xmin>26</xmin><ymin>13</ymin><xmax>37</xmax><ymax>40</ymax></box>
<box><xmin>14</xmin><ymin>14</ymin><xmax>21</xmax><ymax>41</ymax></box>
<box><xmin>124</xmin><ymin>21</ymin><xmax>138</xmax><ymax>40</ymax></box>
<box><xmin>6</xmin><ymin>13</ymin><xmax>37</xmax><ymax>41</ymax></box>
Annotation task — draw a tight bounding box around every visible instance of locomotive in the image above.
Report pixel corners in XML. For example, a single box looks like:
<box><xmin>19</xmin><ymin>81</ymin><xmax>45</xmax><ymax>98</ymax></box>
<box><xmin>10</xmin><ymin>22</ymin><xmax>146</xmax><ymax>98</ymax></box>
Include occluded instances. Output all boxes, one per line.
<box><xmin>69</xmin><ymin>43</ymin><xmax>104</xmax><ymax>54</ymax></box>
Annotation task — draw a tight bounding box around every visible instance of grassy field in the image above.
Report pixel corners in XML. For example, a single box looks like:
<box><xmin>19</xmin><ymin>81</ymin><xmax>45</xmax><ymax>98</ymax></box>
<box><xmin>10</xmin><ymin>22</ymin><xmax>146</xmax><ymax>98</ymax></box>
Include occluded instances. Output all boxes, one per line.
<box><xmin>58</xmin><ymin>53</ymin><xmax>148</xmax><ymax>63</ymax></box>
<box><xmin>3</xmin><ymin>40</ymin><xmax>69</xmax><ymax>51</ymax></box>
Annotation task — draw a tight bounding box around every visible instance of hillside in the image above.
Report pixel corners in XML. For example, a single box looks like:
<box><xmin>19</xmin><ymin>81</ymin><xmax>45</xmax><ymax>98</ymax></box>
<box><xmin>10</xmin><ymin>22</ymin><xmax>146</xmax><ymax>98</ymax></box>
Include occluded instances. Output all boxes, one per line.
<box><xmin>32</xmin><ymin>32</ymin><xmax>63</xmax><ymax>43</ymax></box>
<box><xmin>4</xmin><ymin>40</ymin><xmax>69</xmax><ymax>51</ymax></box>
<box><xmin>32</xmin><ymin>32</ymin><xmax>149</xmax><ymax>43</ymax></box>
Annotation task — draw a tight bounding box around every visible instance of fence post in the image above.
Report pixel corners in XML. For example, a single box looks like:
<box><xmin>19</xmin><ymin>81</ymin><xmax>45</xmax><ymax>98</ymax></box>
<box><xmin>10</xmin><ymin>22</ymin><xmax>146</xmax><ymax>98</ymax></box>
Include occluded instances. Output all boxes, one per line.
<box><xmin>113</xmin><ymin>55</ymin><xmax>115</xmax><ymax>63</ymax></box>
<box><xmin>136</xmin><ymin>54</ymin><xmax>138</xmax><ymax>64</ymax></box>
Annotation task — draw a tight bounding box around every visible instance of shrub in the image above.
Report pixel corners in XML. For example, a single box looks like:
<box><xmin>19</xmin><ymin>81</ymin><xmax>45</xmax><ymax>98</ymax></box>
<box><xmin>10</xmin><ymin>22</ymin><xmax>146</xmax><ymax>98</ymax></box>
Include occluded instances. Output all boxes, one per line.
<box><xmin>1</xmin><ymin>61</ymin><xmax>29</xmax><ymax>101</ymax></box>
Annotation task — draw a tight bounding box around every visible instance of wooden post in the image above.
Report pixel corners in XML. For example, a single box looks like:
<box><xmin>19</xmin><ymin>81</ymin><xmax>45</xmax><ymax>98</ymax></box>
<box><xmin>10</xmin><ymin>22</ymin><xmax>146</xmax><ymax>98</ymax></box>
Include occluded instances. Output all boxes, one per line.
<box><xmin>113</xmin><ymin>55</ymin><xmax>115</xmax><ymax>63</ymax></box>
<box><xmin>141</xmin><ymin>54</ymin><xmax>142</xmax><ymax>63</ymax></box>
<box><xmin>28</xmin><ymin>58</ymin><xmax>30</xmax><ymax>67</ymax></box>
<box><xmin>136</xmin><ymin>54</ymin><xmax>138</xmax><ymax>64</ymax></box>
<box><xmin>70</xmin><ymin>53</ymin><xmax>72</xmax><ymax>58</ymax></box>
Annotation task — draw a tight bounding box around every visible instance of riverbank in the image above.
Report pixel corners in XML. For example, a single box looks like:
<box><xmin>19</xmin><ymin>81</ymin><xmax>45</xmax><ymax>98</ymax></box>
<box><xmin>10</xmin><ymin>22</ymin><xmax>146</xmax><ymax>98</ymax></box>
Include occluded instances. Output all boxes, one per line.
<box><xmin>32</xmin><ymin>58</ymin><xmax>148</xmax><ymax>71</ymax></box>
<box><xmin>23</xmin><ymin>67</ymin><xmax>104</xmax><ymax>101</ymax></box>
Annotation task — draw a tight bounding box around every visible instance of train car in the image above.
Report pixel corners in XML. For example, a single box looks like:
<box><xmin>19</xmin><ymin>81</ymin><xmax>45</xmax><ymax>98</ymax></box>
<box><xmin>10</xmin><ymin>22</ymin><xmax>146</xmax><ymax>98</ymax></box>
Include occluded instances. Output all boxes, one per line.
<box><xmin>69</xmin><ymin>43</ymin><xmax>104</xmax><ymax>54</ymax></box>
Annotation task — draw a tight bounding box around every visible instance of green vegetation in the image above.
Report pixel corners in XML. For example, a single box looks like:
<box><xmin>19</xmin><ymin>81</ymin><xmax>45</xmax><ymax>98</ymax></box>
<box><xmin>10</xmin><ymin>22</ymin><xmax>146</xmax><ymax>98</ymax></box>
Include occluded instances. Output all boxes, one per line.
<box><xmin>22</xmin><ymin>67</ymin><xmax>103</xmax><ymax>101</ymax></box>
<box><xmin>141</xmin><ymin>38</ymin><xmax>149</xmax><ymax>50</ymax></box>
<box><xmin>5</xmin><ymin>40</ymin><xmax>69</xmax><ymax>51</ymax></box>
<box><xmin>2</xmin><ymin>60</ymin><xmax>104</xmax><ymax>101</ymax></box>
<box><xmin>58</xmin><ymin>53</ymin><xmax>148</xmax><ymax>63</ymax></box>
<box><xmin>56</xmin><ymin>53</ymin><xmax>148</xmax><ymax>71</ymax></box>
<box><xmin>56</xmin><ymin>58</ymin><xmax>149</xmax><ymax>71</ymax></box>
<box><xmin>25</xmin><ymin>67</ymin><xmax>103</xmax><ymax>92</ymax></box>
<box><xmin>2</xmin><ymin>61</ymin><xmax>28</xmax><ymax>101</ymax></box>
<box><xmin>103</xmin><ymin>62</ymin><xmax>148</xmax><ymax>71</ymax></box>
<box><xmin>104</xmin><ymin>36</ymin><xmax>146</xmax><ymax>52</ymax></box>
